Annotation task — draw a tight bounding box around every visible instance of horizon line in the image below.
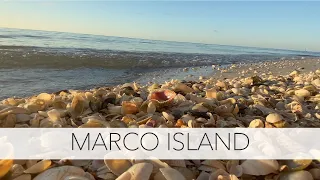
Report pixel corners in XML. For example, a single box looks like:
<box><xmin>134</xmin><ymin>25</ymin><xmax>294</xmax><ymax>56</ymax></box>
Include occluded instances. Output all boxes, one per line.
<box><xmin>1</xmin><ymin>26</ymin><xmax>319</xmax><ymax>53</ymax></box>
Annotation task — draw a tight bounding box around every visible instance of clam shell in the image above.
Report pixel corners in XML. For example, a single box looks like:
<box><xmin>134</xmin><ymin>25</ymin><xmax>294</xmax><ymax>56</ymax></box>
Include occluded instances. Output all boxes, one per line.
<box><xmin>34</xmin><ymin>166</ymin><xmax>86</xmax><ymax>180</ymax></box>
<box><xmin>70</xmin><ymin>95</ymin><xmax>85</xmax><ymax>117</ymax></box>
<box><xmin>24</xmin><ymin>160</ymin><xmax>52</xmax><ymax>174</ymax></box>
<box><xmin>281</xmin><ymin>160</ymin><xmax>312</xmax><ymax>171</ymax></box>
<box><xmin>121</xmin><ymin>101</ymin><xmax>139</xmax><ymax>115</ymax></box>
<box><xmin>149</xmin><ymin>89</ymin><xmax>176</xmax><ymax>107</ymax></box>
<box><xmin>154</xmin><ymin>167</ymin><xmax>186</xmax><ymax>180</ymax></box>
<box><xmin>117</xmin><ymin>162</ymin><xmax>153</xmax><ymax>180</ymax></box>
<box><xmin>249</xmin><ymin>119</ymin><xmax>264</xmax><ymax>128</ymax></box>
<box><xmin>104</xmin><ymin>159</ymin><xmax>132</xmax><ymax>176</ymax></box>
<box><xmin>266</xmin><ymin>113</ymin><xmax>283</xmax><ymax>123</ymax></box>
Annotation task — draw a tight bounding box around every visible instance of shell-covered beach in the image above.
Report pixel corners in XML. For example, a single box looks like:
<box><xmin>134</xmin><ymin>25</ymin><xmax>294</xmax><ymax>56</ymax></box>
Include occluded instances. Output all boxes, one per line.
<box><xmin>0</xmin><ymin>58</ymin><xmax>319</xmax><ymax>180</ymax></box>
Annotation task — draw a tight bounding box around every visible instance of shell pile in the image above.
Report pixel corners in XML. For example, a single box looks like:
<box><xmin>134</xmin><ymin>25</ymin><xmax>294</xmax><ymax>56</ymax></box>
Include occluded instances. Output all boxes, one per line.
<box><xmin>0</xmin><ymin>67</ymin><xmax>320</xmax><ymax>180</ymax></box>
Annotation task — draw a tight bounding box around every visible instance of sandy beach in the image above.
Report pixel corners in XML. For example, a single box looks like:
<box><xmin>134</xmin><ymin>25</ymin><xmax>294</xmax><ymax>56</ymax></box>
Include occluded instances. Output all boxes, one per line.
<box><xmin>0</xmin><ymin>57</ymin><xmax>319</xmax><ymax>180</ymax></box>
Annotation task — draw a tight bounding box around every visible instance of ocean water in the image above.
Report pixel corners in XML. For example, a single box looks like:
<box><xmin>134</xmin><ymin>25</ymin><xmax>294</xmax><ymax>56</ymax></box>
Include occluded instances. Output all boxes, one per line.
<box><xmin>0</xmin><ymin>27</ymin><xmax>319</xmax><ymax>99</ymax></box>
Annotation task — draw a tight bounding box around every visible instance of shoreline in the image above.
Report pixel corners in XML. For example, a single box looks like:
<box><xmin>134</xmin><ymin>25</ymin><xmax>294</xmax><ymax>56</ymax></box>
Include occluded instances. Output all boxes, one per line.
<box><xmin>0</xmin><ymin>58</ymin><xmax>319</xmax><ymax>179</ymax></box>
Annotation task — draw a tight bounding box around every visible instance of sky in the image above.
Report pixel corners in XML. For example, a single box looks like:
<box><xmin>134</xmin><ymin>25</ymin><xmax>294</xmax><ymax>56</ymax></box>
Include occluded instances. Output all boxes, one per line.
<box><xmin>0</xmin><ymin>1</ymin><xmax>319</xmax><ymax>51</ymax></box>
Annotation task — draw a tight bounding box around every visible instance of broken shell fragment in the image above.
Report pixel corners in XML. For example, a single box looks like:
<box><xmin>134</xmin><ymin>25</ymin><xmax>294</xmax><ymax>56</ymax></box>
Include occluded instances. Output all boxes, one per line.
<box><xmin>149</xmin><ymin>89</ymin><xmax>176</xmax><ymax>107</ymax></box>
<box><xmin>104</xmin><ymin>159</ymin><xmax>132</xmax><ymax>176</ymax></box>
<box><xmin>117</xmin><ymin>162</ymin><xmax>153</xmax><ymax>180</ymax></box>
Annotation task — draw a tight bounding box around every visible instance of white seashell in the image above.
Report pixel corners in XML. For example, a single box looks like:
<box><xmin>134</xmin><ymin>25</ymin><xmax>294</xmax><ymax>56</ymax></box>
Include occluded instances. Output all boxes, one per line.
<box><xmin>24</xmin><ymin>159</ymin><xmax>52</xmax><ymax>174</ymax></box>
<box><xmin>154</xmin><ymin>167</ymin><xmax>186</xmax><ymax>180</ymax></box>
<box><xmin>34</xmin><ymin>166</ymin><xmax>86</xmax><ymax>180</ymax></box>
<box><xmin>147</xmin><ymin>101</ymin><xmax>157</xmax><ymax>114</ymax></box>
<box><xmin>162</xmin><ymin>112</ymin><xmax>175</xmax><ymax>121</ymax></box>
<box><xmin>266</xmin><ymin>113</ymin><xmax>283</xmax><ymax>123</ymax></box>
<box><xmin>117</xmin><ymin>162</ymin><xmax>153</xmax><ymax>180</ymax></box>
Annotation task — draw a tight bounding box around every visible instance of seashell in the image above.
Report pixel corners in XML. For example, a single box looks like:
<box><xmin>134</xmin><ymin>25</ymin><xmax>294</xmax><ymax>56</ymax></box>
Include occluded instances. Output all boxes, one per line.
<box><xmin>173</xmin><ymin>83</ymin><xmax>194</xmax><ymax>94</ymax></box>
<box><xmin>228</xmin><ymin>164</ymin><xmax>243</xmax><ymax>177</ymax></box>
<box><xmin>24</xmin><ymin>159</ymin><xmax>52</xmax><ymax>174</ymax></box>
<box><xmin>13</xmin><ymin>174</ymin><xmax>32</xmax><ymax>180</ymax></box>
<box><xmin>148</xmin><ymin>83</ymin><xmax>160</xmax><ymax>92</ymax></box>
<box><xmin>174</xmin><ymin>167</ymin><xmax>197</xmax><ymax>180</ymax></box>
<box><xmin>147</xmin><ymin>101</ymin><xmax>157</xmax><ymax>114</ymax></box>
<box><xmin>47</xmin><ymin>109</ymin><xmax>62</xmax><ymax>121</ymax></box>
<box><xmin>214</xmin><ymin>104</ymin><xmax>234</xmax><ymax>115</ymax></box>
<box><xmin>154</xmin><ymin>167</ymin><xmax>186</xmax><ymax>180</ymax></box>
<box><xmin>208</xmin><ymin>169</ymin><xmax>230</xmax><ymax>180</ymax></box>
<box><xmin>196</xmin><ymin>171</ymin><xmax>210</xmax><ymax>180</ymax></box>
<box><xmin>249</xmin><ymin>119</ymin><xmax>264</xmax><ymax>128</ymax></box>
<box><xmin>266</xmin><ymin>113</ymin><xmax>283</xmax><ymax>123</ymax></box>
<box><xmin>117</xmin><ymin>162</ymin><xmax>153</xmax><ymax>180</ymax></box>
<box><xmin>241</xmin><ymin>160</ymin><xmax>279</xmax><ymax>176</ymax></box>
<box><xmin>70</xmin><ymin>95</ymin><xmax>85</xmax><ymax>117</ymax></box>
<box><xmin>15</xmin><ymin>113</ymin><xmax>31</xmax><ymax>123</ymax></box>
<box><xmin>289</xmin><ymin>70</ymin><xmax>300</xmax><ymax>77</ymax></box>
<box><xmin>309</xmin><ymin>168</ymin><xmax>320</xmax><ymax>179</ymax></box>
<box><xmin>104</xmin><ymin>159</ymin><xmax>132</xmax><ymax>176</ymax></box>
<box><xmin>202</xmin><ymin>160</ymin><xmax>226</xmax><ymax>171</ymax></box>
<box><xmin>162</xmin><ymin>112</ymin><xmax>175</xmax><ymax>121</ymax></box>
<box><xmin>206</xmin><ymin>88</ymin><xmax>217</xmax><ymax>99</ymax></box>
<box><xmin>52</xmin><ymin>100</ymin><xmax>67</xmax><ymax>109</ymax></box>
<box><xmin>278</xmin><ymin>170</ymin><xmax>313</xmax><ymax>180</ymax></box>
<box><xmin>216</xmin><ymin>80</ymin><xmax>228</xmax><ymax>89</ymax></box>
<box><xmin>34</xmin><ymin>166</ymin><xmax>86</xmax><ymax>180</ymax></box>
<box><xmin>281</xmin><ymin>160</ymin><xmax>312</xmax><ymax>171</ymax></box>
<box><xmin>312</xmin><ymin>79</ymin><xmax>320</xmax><ymax>88</ymax></box>
<box><xmin>167</xmin><ymin>160</ymin><xmax>186</xmax><ymax>168</ymax></box>
<box><xmin>295</xmin><ymin>89</ymin><xmax>311</xmax><ymax>98</ymax></box>
<box><xmin>70</xmin><ymin>160</ymin><xmax>91</xmax><ymax>167</ymax></box>
<box><xmin>192</xmin><ymin>103</ymin><xmax>209</xmax><ymax>112</ymax></box>
<box><xmin>63</xmin><ymin>175</ymin><xmax>91</xmax><ymax>180</ymax></box>
<box><xmin>149</xmin><ymin>89</ymin><xmax>176</xmax><ymax>107</ymax></box>
<box><xmin>198</xmin><ymin>165</ymin><xmax>217</xmax><ymax>172</ymax></box>
<box><xmin>11</xmin><ymin>164</ymin><xmax>25</xmax><ymax>178</ymax></box>
<box><xmin>231</xmin><ymin>88</ymin><xmax>241</xmax><ymax>95</ymax></box>
<box><xmin>37</xmin><ymin>93</ymin><xmax>52</xmax><ymax>102</ymax></box>
<box><xmin>2</xmin><ymin>114</ymin><xmax>16</xmax><ymax>127</ymax></box>
<box><xmin>121</xmin><ymin>101</ymin><xmax>139</xmax><ymax>115</ymax></box>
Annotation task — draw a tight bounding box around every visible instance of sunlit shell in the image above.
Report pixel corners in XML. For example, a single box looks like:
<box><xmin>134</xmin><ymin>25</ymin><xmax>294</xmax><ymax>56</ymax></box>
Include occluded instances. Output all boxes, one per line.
<box><xmin>0</xmin><ymin>159</ymin><xmax>13</xmax><ymax>178</ymax></box>
<box><xmin>34</xmin><ymin>166</ymin><xmax>86</xmax><ymax>180</ymax></box>
<box><xmin>104</xmin><ymin>159</ymin><xmax>132</xmax><ymax>176</ymax></box>
<box><xmin>70</xmin><ymin>95</ymin><xmax>85</xmax><ymax>117</ymax></box>
<box><xmin>37</xmin><ymin>93</ymin><xmax>52</xmax><ymax>102</ymax></box>
<box><xmin>249</xmin><ymin>119</ymin><xmax>264</xmax><ymax>128</ymax></box>
<box><xmin>147</xmin><ymin>101</ymin><xmax>157</xmax><ymax>114</ymax></box>
<box><xmin>149</xmin><ymin>89</ymin><xmax>176</xmax><ymax>106</ymax></box>
<box><xmin>173</xmin><ymin>83</ymin><xmax>194</xmax><ymax>94</ymax></box>
<box><xmin>154</xmin><ymin>167</ymin><xmax>186</xmax><ymax>180</ymax></box>
<box><xmin>266</xmin><ymin>113</ymin><xmax>283</xmax><ymax>123</ymax></box>
<box><xmin>121</xmin><ymin>101</ymin><xmax>139</xmax><ymax>115</ymax></box>
<box><xmin>24</xmin><ymin>160</ymin><xmax>52</xmax><ymax>174</ymax></box>
<box><xmin>117</xmin><ymin>163</ymin><xmax>153</xmax><ymax>180</ymax></box>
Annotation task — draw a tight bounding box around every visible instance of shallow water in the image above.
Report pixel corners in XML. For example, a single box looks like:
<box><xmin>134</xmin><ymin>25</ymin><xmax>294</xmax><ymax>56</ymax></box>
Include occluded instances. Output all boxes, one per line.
<box><xmin>0</xmin><ymin>27</ymin><xmax>319</xmax><ymax>99</ymax></box>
